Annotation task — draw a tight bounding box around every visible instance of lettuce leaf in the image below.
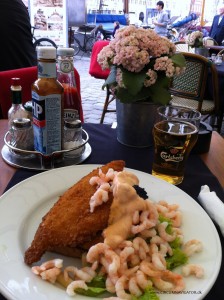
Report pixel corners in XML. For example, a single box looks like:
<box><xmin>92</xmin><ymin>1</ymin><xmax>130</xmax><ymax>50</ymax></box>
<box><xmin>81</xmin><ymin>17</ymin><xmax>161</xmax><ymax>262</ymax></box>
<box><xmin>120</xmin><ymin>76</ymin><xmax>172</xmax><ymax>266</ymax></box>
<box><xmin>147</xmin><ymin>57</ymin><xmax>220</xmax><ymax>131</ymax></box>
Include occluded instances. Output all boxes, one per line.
<box><xmin>87</xmin><ymin>275</ymin><xmax>106</xmax><ymax>288</ymax></box>
<box><xmin>158</xmin><ymin>215</ymin><xmax>173</xmax><ymax>234</ymax></box>
<box><xmin>75</xmin><ymin>275</ymin><xmax>106</xmax><ymax>297</ymax></box>
<box><xmin>166</xmin><ymin>248</ymin><xmax>188</xmax><ymax>270</ymax></box>
<box><xmin>132</xmin><ymin>286</ymin><xmax>160</xmax><ymax>300</ymax></box>
<box><xmin>75</xmin><ymin>286</ymin><xmax>106</xmax><ymax>297</ymax></box>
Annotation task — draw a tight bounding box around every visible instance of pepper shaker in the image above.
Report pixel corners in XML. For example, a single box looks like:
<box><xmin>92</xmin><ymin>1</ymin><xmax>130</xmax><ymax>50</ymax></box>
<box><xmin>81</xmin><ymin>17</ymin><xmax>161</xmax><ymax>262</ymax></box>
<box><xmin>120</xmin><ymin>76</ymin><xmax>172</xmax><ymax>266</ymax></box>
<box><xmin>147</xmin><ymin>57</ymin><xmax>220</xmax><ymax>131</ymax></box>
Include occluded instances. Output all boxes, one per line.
<box><xmin>63</xmin><ymin>119</ymin><xmax>84</xmax><ymax>158</ymax></box>
<box><xmin>11</xmin><ymin>118</ymin><xmax>34</xmax><ymax>150</ymax></box>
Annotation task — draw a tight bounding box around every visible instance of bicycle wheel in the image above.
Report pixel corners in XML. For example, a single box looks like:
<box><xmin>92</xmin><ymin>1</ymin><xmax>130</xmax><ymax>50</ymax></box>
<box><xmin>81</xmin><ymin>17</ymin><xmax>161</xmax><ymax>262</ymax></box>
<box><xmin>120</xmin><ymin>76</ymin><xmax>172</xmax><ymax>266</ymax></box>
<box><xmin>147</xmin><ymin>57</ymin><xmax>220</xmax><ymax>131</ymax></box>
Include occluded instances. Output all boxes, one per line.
<box><xmin>86</xmin><ymin>37</ymin><xmax>96</xmax><ymax>53</ymax></box>
<box><xmin>34</xmin><ymin>38</ymin><xmax>57</xmax><ymax>48</ymax></box>
<box><xmin>73</xmin><ymin>38</ymin><xmax>81</xmax><ymax>56</ymax></box>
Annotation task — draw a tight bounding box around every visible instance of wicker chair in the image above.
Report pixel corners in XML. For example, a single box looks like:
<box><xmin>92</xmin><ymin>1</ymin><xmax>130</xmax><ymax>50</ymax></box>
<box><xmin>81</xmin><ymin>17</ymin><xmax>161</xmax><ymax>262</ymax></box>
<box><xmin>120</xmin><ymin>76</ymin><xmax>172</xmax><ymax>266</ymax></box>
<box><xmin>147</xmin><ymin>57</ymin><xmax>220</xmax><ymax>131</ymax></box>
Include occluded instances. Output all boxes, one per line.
<box><xmin>217</xmin><ymin>48</ymin><xmax>224</xmax><ymax>57</ymax></box>
<box><xmin>174</xmin><ymin>41</ymin><xmax>194</xmax><ymax>53</ymax></box>
<box><xmin>203</xmin><ymin>37</ymin><xmax>218</xmax><ymax>47</ymax></box>
<box><xmin>169</xmin><ymin>52</ymin><xmax>222</xmax><ymax>132</ymax></box>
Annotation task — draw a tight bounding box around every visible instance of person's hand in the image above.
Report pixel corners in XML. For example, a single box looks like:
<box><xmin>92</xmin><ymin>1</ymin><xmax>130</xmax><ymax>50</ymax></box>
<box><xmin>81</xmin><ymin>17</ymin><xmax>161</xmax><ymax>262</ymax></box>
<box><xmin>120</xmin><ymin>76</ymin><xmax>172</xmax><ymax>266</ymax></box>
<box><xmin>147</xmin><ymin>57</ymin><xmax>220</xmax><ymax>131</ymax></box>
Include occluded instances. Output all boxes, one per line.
<box><xmin>152</xmin><ymin>18</ymin><xmax>158</xmax><ymax>25</ymax></box>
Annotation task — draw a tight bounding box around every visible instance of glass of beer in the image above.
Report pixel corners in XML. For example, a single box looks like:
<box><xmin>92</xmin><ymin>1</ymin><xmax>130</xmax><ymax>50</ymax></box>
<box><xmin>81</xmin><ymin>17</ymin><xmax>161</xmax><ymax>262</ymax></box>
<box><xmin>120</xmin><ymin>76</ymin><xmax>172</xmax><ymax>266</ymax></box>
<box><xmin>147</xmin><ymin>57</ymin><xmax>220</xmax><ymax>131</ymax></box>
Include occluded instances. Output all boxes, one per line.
<box><xmin>157</xmin><ymin>106</ymin><xmax>201</xmax><ymax>129</ymax></box>
<box><xmin>152</xmin><ymin>106</ymin><xmax>201</xmax><ymax>185</ymax></box>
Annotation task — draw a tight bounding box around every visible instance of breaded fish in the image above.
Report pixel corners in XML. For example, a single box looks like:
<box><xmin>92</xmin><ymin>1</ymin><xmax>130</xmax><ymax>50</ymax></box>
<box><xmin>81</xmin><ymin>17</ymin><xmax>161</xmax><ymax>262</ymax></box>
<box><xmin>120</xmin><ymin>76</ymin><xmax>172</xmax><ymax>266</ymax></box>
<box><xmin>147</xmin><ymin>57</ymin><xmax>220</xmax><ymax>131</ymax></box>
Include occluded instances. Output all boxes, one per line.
<box><xmin>24</xmin><ymin>160</ymin><xmax>125</xmax><ymax>265</ymax></box>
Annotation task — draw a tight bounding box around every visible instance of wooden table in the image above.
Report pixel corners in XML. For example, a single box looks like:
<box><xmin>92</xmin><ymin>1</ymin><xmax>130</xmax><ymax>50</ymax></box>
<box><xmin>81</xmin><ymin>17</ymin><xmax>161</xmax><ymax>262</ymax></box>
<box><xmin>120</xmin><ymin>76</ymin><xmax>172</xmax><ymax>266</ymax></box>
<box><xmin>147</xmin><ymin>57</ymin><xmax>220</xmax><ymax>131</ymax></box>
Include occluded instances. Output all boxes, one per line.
<box><xmin>0</xmin><ymin>119</ymin><xmax>224</xmax><ymax>195</ymax></box>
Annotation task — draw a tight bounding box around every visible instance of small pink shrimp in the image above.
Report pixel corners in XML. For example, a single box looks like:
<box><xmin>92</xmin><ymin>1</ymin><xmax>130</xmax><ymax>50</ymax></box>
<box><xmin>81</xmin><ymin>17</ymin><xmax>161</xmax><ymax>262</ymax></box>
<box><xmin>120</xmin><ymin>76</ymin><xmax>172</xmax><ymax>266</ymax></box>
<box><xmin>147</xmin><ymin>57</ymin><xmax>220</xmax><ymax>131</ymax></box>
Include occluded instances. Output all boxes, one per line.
<box><xmin>151</xmin><ymin>253</ymin><xmax>166</xmax><ymax>271</ymax></box>
<box><xmin>170</xmin><ymin>211</ymin><xmax>182</xmax><ymax>227</ymax></box>
<box><xmin>90</xmin><ymin>188</ymin><xmax>109</xmax><ymax>212</ymax></box>
<box><xmin>150</xmin><ymin>236</ymin><xmax>173</xmax><ymax>256</ymax></box>
<box><xmin>182</xmin><ymin>264</ymin><xmax>204</xmax><ymax>278</ymax></box>
<box><xmin>66</xmin><ymin>280</ymin><xmax>88</xmax><ymax>296</ymax></box>
<box><xmin>152</xmin><ymin>270</ymin><xmax>185</xmax><ymax>292</ymax></box>
<box><xmin>133</xmin><ymin>237</ymin><xmax>149</xmax><ymax>260</ymax></box>
<box><xmin>142</xmin><ymin>201</ymin><xmax>159</xmax><ymax>226</ymax></box>
<box><xmin>106</xmin><ymin>277</ymin><xmax>116</xmax><ymax>293</ymax></box>
<box><xmin>136</xmin><ymin>270</ymin><xmax>152</xmax><ymax>290</ymax></box>
<box><xmin>105</xmin><ymin>249</ymin><xmax>121</xmax><ymax>275</ymax></box>
<box><xmin>115</xmin><ymin>275</ymin><xmax>132</xmax><ymax>300</ymax></box>
<box><xmin>76</xmin><ymin>267</ymin><xmax>96</xmax><ymax>282</ymax></box>
<box><xmin>86</xmin><ymin>243</ymin><xmax>110</xmax><ymax>263</ymax></box>
<box><xmin>40</xmin><ymin>267</ymin><xmax>61</xmax><ymax>283</ymax></box>
<box><xmin>105</xmin><ymin>168</ymin><xmax>117</xmax><ymax>181</ymax></box>
<box><xmin>140</xmin><ymin>260</ymin><xmax>163</xmax><ymax>278</ymax></box>
<box><xmin>119</xmin><ymin>246</ymin><xmax>135</xmax><ymax>271</ymax></box>
<box><xmin>122</xmin><ymin>266</ymin><xmax>139</xmax><ymax>277</ymax></box>
<box><xmin>31</xmin><ymin>259</ymin><xmax>63</xmax><ymax>283</ymax></box>
<box><xmin>129</xmin><ymin>253</ymin><xmax>141</xmax><ymax>267</ymax></box>
<box><xmin>64</xmin><ymin>266</ymin><xmax>77</xmax><ymax>281</ymax></box>
<box><xmin>157</xmin><ymin>222</ymin><xmax>176</xmax><ymax>242</ymax></box>
<box><xmin>182</xmin><ymin>239</ymin><xmax>203</xmax><ymax>257</ymax></box>
<box><xmin>39</xmin><ymin>258</ymin><xmax>63</xmax><ymax>271</ymax></box>
<box><xmin>128</xmin><ymin>276</ymin><xmax>142</xmax><ymax>297</ymax></box>
<box><xmin>139</xmin><ymin>228</ymin><xmax>157</xmax><ymax>239</ymax></box>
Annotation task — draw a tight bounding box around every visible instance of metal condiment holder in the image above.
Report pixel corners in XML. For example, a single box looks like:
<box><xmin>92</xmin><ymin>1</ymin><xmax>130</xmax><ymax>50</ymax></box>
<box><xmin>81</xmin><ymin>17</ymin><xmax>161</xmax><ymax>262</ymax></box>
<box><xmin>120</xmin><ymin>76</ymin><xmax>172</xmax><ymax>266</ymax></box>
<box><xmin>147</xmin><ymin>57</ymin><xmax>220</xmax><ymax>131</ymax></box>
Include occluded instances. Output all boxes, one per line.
<box><xmin>2</xmin><ymin>129</ymin><xmax>91</xmax><ymax>170</ymax></box>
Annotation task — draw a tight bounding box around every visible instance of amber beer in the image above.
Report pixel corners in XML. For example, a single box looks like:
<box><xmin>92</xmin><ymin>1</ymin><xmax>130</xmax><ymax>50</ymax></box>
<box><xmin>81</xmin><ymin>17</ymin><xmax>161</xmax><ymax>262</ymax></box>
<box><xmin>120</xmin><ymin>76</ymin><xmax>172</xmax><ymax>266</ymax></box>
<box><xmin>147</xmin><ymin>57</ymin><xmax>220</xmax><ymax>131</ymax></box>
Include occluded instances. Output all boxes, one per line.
<box><xmin>152</xmin><ymin>120</ymin><xmax>198</xmax><ymax>185</ymax></box>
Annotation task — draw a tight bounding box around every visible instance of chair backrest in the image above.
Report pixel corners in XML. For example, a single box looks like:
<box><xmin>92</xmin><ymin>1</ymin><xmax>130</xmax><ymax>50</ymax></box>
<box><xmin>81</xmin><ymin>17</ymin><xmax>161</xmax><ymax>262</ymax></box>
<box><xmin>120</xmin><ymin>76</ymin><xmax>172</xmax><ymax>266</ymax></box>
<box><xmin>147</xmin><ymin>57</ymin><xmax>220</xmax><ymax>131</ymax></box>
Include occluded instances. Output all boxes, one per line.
<box><xmin>169</xmin><ymin>52</ymin><xmax>220</xmax><ymax>112</ymax></box>
<box><xmin>217</xmin><ymin>48</ymin><xmax>224</xmax><ymax>56</ymax></box>
<box><xmin>174</xmin><ymin>41</ymin><xmax>194</xmax><ymax>53</ymax></box>
<box><xmin>89</xmin><ymin>40</ymin><xmax>110</xmax><ymax>79</ymax></box>
<box><xmin>0</xmin><ymin>66</ymin><xmax>81</xmax><ymax>119</ymax></box>
<box><xmin>203</xmin><ymin>37</ymin><xmax>218</xmax><ymax>47</ymax></box>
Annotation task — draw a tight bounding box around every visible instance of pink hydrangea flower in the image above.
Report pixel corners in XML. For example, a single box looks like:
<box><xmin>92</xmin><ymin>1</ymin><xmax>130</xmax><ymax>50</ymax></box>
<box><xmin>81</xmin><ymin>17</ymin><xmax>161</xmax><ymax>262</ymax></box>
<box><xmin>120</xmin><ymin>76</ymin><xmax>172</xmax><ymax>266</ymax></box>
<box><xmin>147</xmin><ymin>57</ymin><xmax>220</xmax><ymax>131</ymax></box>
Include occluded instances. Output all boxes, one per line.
<box><xmin>97</xmin><ymin>25</ymin><xmax>185</xmax><ymax>103</ymax></box>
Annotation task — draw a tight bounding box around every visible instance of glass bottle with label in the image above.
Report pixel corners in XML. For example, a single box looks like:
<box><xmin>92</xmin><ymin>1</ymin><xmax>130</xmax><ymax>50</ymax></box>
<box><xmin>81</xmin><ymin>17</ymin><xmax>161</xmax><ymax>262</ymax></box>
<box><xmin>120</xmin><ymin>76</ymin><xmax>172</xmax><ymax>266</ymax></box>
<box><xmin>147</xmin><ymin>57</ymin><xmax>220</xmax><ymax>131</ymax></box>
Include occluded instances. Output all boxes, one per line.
<box><xmin>8</xmin><ymin>78</ymin><xmax>29</xmax><ymax>132</ymax></box>
<box><xmin>57</xmin><ymin>47</ymin><xmax>84</xmax><ymax>122</ymax></box>
<box><xmin>32</xmin><ymin>46</ymin><xmax>64</xmax><ymax>156</ymax></box>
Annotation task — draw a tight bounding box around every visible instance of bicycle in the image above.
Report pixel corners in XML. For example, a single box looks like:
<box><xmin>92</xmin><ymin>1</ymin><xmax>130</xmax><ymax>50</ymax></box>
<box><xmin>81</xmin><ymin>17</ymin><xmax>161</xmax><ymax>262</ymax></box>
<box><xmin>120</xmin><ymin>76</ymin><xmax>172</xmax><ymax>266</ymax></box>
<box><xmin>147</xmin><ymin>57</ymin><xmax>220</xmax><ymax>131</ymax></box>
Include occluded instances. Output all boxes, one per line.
<box><xmin>72</xmin><ymin>25</ymin><xmax>96</xmax><ymax>56</ymax></box>
<box><xmin>31</xmin><ymin>26</ymin><xmax>57</xmax><ymax>48</ymax></box>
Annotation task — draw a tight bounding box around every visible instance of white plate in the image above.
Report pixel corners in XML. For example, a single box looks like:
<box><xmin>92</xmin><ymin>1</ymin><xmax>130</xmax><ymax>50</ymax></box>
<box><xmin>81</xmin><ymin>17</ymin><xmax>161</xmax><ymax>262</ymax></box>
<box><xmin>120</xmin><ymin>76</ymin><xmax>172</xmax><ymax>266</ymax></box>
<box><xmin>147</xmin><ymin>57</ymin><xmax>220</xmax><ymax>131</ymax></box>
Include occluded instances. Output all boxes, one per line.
<box><xmin>0</xmin><ymin>165</ymin><xmax>221</xmax><ymax>300</ymax></box>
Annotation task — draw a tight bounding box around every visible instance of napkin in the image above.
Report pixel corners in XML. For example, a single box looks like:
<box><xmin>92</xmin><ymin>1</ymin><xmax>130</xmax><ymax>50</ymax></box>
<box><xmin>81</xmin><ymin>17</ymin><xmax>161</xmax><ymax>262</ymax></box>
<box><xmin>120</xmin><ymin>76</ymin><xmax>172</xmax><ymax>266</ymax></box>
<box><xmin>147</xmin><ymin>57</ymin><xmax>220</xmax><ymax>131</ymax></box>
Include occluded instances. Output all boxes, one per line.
<box><xmin>198</xmin><ymin>185</ymin><xmax>224</xmax><ymax>236</ymax></box>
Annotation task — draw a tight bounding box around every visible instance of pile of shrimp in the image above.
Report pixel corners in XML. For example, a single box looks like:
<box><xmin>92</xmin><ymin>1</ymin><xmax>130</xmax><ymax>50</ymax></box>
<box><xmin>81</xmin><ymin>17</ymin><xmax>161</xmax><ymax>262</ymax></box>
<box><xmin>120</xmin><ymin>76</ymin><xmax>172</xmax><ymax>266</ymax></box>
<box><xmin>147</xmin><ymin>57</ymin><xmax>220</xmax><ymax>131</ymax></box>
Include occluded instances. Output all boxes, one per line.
<box><xmin>32</xmin><ymin>199</ymin><xmax>204</xmax><ymax>299</ymax></box>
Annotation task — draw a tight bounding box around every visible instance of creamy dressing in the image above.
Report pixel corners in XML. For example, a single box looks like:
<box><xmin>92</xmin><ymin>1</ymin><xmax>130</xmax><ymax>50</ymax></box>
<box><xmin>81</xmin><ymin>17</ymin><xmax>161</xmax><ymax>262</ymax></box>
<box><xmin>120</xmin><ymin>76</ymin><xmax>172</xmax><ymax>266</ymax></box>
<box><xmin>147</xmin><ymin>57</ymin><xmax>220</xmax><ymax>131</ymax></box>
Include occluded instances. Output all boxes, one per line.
<box><xmin>103</xmin><ymin>171</ymin><xmax>149</xmax><ymax>249</ymax></box>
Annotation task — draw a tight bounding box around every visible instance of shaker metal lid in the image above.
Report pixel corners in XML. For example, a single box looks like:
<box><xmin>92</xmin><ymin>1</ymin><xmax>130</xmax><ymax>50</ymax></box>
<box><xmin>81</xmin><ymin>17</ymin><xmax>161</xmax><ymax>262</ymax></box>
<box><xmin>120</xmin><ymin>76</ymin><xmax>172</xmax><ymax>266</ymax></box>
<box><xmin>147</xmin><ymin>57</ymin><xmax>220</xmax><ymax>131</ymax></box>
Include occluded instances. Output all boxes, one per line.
<box><xmin>57</xmin><ymin>47</ymin><xmax>74</xmax><ymax>56</ymax></box>
<box><xmin>37</xmin><ymin>46</ymin><xmax>56</xmax><ymax>59</ymax></box>
<box><xmin>12</xmin><ymin>118</ymin><xmax>31</xmax><ymax>128</ymax></box>
<box><xmin>64</xmin><ymin>119</ymin><xmax>81</xmax><ymax>128</ymax></box>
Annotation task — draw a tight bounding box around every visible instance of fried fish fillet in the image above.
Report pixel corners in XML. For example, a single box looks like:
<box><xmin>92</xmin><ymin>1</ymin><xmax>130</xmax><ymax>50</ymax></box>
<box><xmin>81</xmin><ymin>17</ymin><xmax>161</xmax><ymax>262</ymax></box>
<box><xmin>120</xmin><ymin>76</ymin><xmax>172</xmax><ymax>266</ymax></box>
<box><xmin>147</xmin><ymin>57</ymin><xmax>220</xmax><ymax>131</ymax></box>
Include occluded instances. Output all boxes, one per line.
<box><xmin>24</xmin><ymin>160</ymin><xmax>125</xmax><ymax>265</ymax></box>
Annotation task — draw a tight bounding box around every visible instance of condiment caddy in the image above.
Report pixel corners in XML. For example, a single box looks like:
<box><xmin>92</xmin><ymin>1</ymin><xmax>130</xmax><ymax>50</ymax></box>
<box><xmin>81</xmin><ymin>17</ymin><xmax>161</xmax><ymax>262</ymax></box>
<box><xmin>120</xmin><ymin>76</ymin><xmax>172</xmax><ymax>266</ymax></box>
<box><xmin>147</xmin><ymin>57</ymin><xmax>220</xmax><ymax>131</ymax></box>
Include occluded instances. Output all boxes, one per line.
<box><xmin>2</xmin><ymin>46</ymin><xmax>92</xmax><ymax>170</ymax></box>
<box><xmin>2</xmin><ymin>129</ymin><xmax>91</xmax><ymax>170</ymax></box>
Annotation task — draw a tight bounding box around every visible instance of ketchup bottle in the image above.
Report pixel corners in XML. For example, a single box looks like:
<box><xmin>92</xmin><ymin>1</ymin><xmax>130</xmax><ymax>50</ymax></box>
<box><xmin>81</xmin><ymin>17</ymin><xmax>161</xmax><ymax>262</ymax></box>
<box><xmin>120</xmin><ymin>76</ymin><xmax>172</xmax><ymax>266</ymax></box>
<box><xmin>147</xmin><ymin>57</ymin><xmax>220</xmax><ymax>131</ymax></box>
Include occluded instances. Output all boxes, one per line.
<box><xmin>56</xmin><ymin>47</ymin><xmax>84</xmax><ymax>122</ymax></box>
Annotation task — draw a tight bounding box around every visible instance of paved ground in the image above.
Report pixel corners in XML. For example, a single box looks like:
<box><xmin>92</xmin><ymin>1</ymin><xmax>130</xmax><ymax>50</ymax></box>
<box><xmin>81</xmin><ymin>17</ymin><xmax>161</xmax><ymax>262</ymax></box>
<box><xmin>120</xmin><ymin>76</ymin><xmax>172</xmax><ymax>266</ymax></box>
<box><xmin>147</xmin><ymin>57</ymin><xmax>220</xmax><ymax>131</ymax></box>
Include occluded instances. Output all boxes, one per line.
<box><xmin>74</xmin><ymin>55</ymin><xmax>224</xmax><ymax>136</ymax></box>
<box><xmin>74</xmin><ymin>55</ymin><xmax>116</xmax><ymax>125</ymax></box>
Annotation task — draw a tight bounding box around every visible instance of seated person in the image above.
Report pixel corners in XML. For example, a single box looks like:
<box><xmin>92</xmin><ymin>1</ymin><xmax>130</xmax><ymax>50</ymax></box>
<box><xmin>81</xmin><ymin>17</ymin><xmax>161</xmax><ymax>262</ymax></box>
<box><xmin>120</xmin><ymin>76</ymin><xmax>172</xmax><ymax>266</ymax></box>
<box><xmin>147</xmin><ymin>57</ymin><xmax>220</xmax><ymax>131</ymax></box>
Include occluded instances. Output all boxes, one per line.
<box><xmin>94</xmin><ymin>24</ymin><xmax>111</xmax><ymax>40</ymax></box>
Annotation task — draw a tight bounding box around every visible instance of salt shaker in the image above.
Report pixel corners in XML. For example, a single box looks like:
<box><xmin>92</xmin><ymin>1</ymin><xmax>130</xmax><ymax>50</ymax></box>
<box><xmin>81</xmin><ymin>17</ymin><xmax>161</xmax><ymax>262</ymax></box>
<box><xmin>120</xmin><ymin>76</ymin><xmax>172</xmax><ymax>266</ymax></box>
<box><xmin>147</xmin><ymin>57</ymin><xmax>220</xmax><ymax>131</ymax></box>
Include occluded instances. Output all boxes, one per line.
<box><xmin>11</xmin><ymin>118</ymin><xmax>34</xmax><ymax>150</ymax></box>
<box><xmin>63</xmin><ymin>119</ymin><xmax>84</xmax><ymax>158</ymax></box>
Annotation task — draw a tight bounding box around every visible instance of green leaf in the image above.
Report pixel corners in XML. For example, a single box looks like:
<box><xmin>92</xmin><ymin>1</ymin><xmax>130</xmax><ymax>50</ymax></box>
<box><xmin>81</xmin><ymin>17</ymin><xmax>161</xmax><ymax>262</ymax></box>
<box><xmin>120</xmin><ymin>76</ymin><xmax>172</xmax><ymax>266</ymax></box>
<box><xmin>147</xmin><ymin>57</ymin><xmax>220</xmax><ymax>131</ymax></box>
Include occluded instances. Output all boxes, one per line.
<box><xmin>102</xmin><ymin>65</ymin><xmax>117</xmax><ymax>89</ymax></box>
<box><xmin>116</xmin><ymin>86</ymin><xmax>152</xmax><ymax>103</ymax></box>
<box><xmin>88</xmin><ymin>275</ymin><xmax>106</xmax><ymax>288</ymax></box>
<box><xmin>150</xmin><ymin>84</ymin><xmax>172</xmax><ymax>105</ymax></box>
<box><xmin>122</xmin><ymin>70</ymin><xmax>146</xmax><ymax>96</ymax></box>
<box><xmin>171</xmin><ymin>53</ymin><xmax>186</xmax><ymax>67</ymax></box>
<box><xmin>131</xmin><ymin>286</ymin><xmax>160</xmax><ymax>300</ymax></box>
<box><xmin>75</xmin><ymin>286</ymin><xmax>106</xmax><ymax>297</ymax></box>
<box><xmin>166</xmin><ymin>248</ymin><xmax>188</xmax><ymax>270</ymax></box>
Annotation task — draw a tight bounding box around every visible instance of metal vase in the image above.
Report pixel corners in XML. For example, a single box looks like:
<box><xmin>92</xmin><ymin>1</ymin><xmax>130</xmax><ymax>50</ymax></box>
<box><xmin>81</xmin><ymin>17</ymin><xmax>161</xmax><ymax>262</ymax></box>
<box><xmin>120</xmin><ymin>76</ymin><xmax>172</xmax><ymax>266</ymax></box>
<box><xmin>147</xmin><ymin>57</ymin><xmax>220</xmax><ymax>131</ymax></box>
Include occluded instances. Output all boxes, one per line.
<box><xmin>116</xmin><ymin>100</ymin><xmax>159</xmax><ymax>147</ymax></box>
<box><xmin>194</xmin><ymin>47</ymin><xmax>209</xmax><ymax>58</ymax></box>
